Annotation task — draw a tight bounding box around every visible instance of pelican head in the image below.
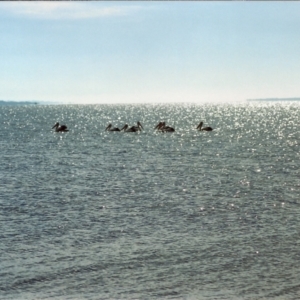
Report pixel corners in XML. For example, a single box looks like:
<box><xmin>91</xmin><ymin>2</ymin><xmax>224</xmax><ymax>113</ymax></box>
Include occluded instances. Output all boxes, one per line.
<box><xmin>155</xmin><ymin>121</ymin><xmax>164</xmax><ymax>130</ymax></box>
<box><xmin>137</xmin><ymin>121</ymin><xmax>143</xmax><ymax>130</ymax></box>
<box><xmin>197</xmin><ymin>122</ymin><xmax>203</xmax><ymax>130</ymax></box>
<box><xmin>155</xmin><ymin>121</ymin><xmax>167</xmax><ymax>131</ymax></box>
<box><xmin>105</xmin><ymin>124</ymin><xmax>112</xmax><ymax>131</ymax></box>
<box><xmin>52</xmin><ymin>122</ymin><xmax>59</xmax><ymax>129</ymax></box>
<box><xmin>121</xmin><ymin>124</ymin><xmax>129</xmax><ymax>131</ymax></box>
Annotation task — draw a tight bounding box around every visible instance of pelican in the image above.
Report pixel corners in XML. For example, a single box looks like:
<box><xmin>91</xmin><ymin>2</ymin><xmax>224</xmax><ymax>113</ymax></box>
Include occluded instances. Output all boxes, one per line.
<box><xmin>155</xmin><ymin>121</ymin><xmax>175</xmax><ymax>132</ymax></box>
<box><xmin>197</xmin><ymin>121</ymin><xmax>213</xmax><ymax>131</ymax></box>
<box><xmin>52</xmin><ymin>122</ymin><xmax>69</xmax><ymax>132</ymax></box>
<box><xmin>105</xmin><ymin>124</ymin><xmax>120</xmax><ymax>131</ymax></box>
<box><xmin>121</xmin><ymin>122</ymin><xmax>143</xmax><ymax>132</ymax></box>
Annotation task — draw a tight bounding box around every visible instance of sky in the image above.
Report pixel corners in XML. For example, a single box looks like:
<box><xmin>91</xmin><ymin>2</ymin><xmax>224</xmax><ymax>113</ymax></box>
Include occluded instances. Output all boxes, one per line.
<box><xmin>0</xmin><ymin>1</ymin><xmax>299</xmax><ymax>104</ymax></box>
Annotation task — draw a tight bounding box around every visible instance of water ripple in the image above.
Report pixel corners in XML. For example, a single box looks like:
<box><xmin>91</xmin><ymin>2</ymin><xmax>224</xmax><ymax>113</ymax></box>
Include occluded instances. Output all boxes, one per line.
<box><xmin>1</xmin><ymin>102</ymin><xmax>300</xmax><ymax>299</ymax></box>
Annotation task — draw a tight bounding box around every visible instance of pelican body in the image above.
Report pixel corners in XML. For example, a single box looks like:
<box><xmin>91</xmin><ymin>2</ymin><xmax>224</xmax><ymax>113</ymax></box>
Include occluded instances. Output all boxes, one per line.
<box><xmin>197</xmin><ymin>121</ymin><xmax>213</xmax><ymax>131</ymax></box>
<box><xmin>105</xmin><ymin>124</ymin><xmax>120</xmax><ymax>131</ymax></box>
<box><xmin>52</xmin><ymin>122</ymin><xmax>69</xmax><ymax>132</ymax></box>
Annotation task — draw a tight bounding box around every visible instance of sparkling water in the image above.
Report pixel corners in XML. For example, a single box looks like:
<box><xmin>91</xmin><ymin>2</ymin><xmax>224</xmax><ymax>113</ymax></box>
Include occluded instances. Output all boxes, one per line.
<box><xmin>1</xmin><ymin>102</ymin><xmax>300</xmax><ymax>299</ymax></box>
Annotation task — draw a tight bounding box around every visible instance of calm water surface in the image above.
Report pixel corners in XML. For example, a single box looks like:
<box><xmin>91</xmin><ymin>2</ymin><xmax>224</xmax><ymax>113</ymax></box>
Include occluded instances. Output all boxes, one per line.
<box><xmin>1</xmin><ymin>103</ymin><xmax>300</xmax><ymax>300</ymax></box>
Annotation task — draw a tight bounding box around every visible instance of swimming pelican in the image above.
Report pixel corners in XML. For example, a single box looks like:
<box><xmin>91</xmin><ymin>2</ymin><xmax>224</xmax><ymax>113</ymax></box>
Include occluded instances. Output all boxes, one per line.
<box><xmin>155</xmin><ymin>121</ymin><xmax>175</xmax><ymax>132</ymax></box>
<box><xmin>52</xmin><ymin>122</ymin><xmax>69</xmax><ymax>132</ymax></box>
<box><xmin>197</xmin><ymin>121</ymin><xmax>213</xmax><ymax>131</ymax></box>
<box><xmin>105</xmin><ymin>124</ymin><xmax>120</xmax><ymax>131</ymax></box>
<box><xmin>121</xmin><ymin>122</ymin><xmax>143</xmax><ymax>132</ymax></box>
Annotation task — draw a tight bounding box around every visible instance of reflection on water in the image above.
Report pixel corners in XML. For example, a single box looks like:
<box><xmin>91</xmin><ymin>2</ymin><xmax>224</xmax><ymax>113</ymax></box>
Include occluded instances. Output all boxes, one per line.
<box><xmin>1</xmin><ymin>102</ymin><xmax>300</xmax><ymax>299</ymax></box>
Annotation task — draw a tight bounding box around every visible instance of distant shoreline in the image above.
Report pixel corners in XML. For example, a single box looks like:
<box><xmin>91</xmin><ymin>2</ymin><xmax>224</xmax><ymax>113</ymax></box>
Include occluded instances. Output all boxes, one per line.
<box><xmin>0</xmin><ymin>100</ymin><xmax>39</xmax><ymax>106</ymax></box>
<box><xmin>248</xmin><ymin>98</ymin><xmax>300</xmax><ymax>101</ymax></box>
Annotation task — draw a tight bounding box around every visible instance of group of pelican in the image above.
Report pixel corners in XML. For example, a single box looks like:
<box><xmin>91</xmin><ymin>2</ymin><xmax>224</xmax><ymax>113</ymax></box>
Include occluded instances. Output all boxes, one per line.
<box><xmin>153</xmin><ymin>121</ymin><xmax>213</xmax><ymax>132</ymax></box>
<box><xmin>105</xmin><ymin>121</ymin><xmax>175</xmax><ymax>133</ymax></box>
<box><xmin>105</xmin><ymin>121</ymin><xmax>143</xmax><ymax>132</ymax></box>
<box><xmin>52</xmin><ymin>121</ymin><xmax>213</xmax><ymax>133</ymax></box>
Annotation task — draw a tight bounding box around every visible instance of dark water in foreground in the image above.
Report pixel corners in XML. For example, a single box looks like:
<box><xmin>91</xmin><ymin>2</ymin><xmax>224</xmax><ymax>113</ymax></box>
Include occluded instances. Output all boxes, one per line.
<box><xmin>1</xmin><ymin>103</ymin><xmax>300</xmax><ymax>300</ymax></box>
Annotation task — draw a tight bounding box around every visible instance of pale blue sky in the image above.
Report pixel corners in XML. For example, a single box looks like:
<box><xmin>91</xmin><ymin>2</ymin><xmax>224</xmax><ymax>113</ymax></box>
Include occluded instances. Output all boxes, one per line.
<box><xmin>0</xmin><ymin>2</ymin><xmax>299</xmax><ymax>104</ymax></box>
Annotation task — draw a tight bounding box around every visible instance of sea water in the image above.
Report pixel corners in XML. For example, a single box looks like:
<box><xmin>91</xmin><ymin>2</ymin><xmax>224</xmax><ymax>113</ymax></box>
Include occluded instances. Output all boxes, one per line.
<box><xmin>1</xmin><ymin>102</ymin><xmax>300</xmax><ymax>300</ymax></box>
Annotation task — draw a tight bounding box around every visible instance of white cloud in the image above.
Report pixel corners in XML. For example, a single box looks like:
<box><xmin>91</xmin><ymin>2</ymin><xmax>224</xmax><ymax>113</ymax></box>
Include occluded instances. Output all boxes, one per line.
<box><xmin>0</xmin><ymin>2</ymin><xmax>139</xmax><ymax>20</ymax></box>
